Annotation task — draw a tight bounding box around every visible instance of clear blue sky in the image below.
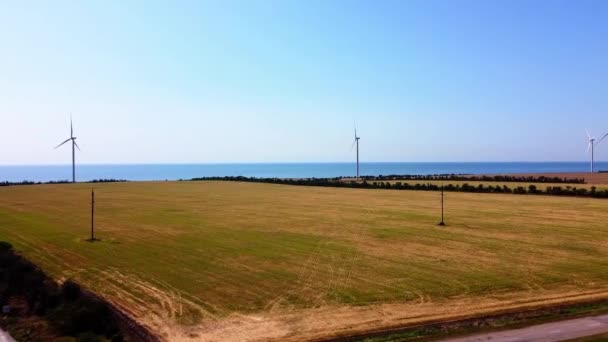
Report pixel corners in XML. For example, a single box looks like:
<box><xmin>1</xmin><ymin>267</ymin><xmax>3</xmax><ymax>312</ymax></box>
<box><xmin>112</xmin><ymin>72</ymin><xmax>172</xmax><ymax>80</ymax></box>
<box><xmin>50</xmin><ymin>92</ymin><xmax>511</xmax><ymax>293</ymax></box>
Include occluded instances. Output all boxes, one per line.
<box><xmin>1</xmin><ymin>0</ymin><xmax>607</xmax><ymax>164</ymax></box>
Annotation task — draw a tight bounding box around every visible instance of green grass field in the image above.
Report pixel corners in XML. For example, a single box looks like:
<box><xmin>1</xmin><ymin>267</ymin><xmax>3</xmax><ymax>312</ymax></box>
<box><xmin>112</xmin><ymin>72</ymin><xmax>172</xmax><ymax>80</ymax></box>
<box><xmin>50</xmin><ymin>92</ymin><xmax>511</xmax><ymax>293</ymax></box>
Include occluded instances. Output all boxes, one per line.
<box><xmin>1</xmin><ymin>181</ymin><xmax>608</xmax><ymax>340</ymax></box>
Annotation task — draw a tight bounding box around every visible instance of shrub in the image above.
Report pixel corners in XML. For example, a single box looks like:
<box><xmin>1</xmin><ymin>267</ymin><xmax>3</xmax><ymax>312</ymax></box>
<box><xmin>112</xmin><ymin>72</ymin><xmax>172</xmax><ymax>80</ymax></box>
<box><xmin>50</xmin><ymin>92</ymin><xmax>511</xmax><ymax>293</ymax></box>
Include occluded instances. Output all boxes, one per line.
<box><xmin>76</xmin><ymin>332</ymin><xmax>102</xmax><ymax>342</ymax></box>
<box><xmin>111</xmin><ymin>334</ymin><xmax>125</xmax><ymax>342</ymax></box>
<box><xmin>0</xmin><ymin>241</ymin><xmax>13</xmax><ymax>252</ymax></box>
<box><xmin>62</xmin><ymin>280</ymin><xmax>81</xmax><ymax>301</ymax></box>
<box><xmin>71</xmin><ymin>299</ymin><xmax>113</xmax><ymax>334</ymax></box>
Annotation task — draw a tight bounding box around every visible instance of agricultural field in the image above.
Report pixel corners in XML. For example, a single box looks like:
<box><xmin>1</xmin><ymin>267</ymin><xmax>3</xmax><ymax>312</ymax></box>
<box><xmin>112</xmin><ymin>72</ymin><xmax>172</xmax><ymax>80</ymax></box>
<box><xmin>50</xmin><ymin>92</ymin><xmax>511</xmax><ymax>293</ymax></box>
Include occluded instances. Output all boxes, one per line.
<box><xmin>1</xmin><ymin>181</ymin><xmax>608</xmax><ymax>341</ymax></box>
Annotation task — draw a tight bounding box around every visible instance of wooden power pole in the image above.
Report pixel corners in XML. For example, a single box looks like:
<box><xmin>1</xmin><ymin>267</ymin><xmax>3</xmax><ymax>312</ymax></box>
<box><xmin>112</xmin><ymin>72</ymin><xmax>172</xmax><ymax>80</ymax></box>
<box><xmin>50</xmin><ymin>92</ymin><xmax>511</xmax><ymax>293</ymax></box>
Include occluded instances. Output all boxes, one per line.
<box><xmin>91</xmin><ymin>188</ymin><xmax>95</xmax><ymax>241</ymax></box>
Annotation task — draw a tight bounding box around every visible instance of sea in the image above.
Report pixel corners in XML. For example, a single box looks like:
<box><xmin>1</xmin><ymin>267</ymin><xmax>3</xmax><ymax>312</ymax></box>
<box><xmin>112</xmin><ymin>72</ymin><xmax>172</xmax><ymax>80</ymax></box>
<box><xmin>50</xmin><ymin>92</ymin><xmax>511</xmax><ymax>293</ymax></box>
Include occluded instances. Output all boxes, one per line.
<box><xmin>0</xmin><ymin>162</ymin><xmax>606</xmax><ymax>183</ymax></box>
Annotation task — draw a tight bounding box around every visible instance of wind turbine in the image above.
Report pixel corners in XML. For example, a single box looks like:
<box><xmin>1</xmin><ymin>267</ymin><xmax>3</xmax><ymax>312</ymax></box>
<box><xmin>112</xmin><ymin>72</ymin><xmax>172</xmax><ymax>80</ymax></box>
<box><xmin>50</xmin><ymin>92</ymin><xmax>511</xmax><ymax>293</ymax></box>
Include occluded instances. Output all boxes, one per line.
<box><xmin>351</xmin><ymin>125</ymin><xmax>361</xmax><ymax>179</ymax></box>
<box><xmin>586</xmin><ymin>129</ymin><xmax>608</xmax><ymax>173</ymax></box>
<box><xmin>55</xmin><ymin>117</ymin><xmax>80</xmax><ymax>182</ymax></box>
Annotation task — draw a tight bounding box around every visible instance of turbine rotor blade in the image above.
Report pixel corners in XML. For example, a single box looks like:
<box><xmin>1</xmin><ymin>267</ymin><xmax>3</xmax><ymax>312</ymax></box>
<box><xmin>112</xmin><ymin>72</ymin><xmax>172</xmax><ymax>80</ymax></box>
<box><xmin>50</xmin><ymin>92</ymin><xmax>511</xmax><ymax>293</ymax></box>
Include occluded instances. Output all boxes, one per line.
<box><xmin>586</xmin><ymin>129</ymin><xmax>591</xmax><ymax>140</ymax></box>
<box><xmin>587</xmin><ymin>142</ymin><xmax>592</xmax><ymax>154</ymax></box>
<box><xmin>351</xmin><ymin>139</ymin><xmax>357</xmax><ymax>150</ymax></box>
<box><xmin>597</xmin><ymin>132</ymin><xmax>608</xmax><ymax>145</ymax></box>
<box><xmin>73</xmin><ymin>140</ymin><xmax>81</xmax><ymax>151</ymax></box>
<box><xmin>70</xmin><ymin>116</ymin><xmax>73</xmax><ymax>137</ymax></box>
<box><xmin>55</xmin><ymin>138</ymin><xmax>71</xmax><ymax>149</ymax></box>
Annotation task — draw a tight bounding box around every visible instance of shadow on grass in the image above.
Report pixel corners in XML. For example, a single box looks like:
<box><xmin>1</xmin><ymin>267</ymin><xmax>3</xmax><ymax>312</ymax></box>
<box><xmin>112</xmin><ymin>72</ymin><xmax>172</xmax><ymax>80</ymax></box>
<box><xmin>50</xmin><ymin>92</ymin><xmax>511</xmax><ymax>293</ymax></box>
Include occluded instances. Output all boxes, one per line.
<box><xmin>0</xmin><ymin>240</ymin><xmax>157</xmax><ymax>342</ymax></box>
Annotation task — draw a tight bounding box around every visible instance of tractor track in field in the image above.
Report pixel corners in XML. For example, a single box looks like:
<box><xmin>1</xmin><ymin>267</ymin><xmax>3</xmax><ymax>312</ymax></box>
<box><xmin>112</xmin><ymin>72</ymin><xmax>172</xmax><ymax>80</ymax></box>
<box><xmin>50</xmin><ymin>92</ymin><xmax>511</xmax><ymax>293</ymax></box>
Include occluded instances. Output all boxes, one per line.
<box><xmin>145</xmin><ymin>289</ymin><xmax>608</xmax><ymax>341</ymax></box>
<box><xmin>308</xmin><ymin>294</ymin><xmax>608</xmax><ymax>342</ymax></box>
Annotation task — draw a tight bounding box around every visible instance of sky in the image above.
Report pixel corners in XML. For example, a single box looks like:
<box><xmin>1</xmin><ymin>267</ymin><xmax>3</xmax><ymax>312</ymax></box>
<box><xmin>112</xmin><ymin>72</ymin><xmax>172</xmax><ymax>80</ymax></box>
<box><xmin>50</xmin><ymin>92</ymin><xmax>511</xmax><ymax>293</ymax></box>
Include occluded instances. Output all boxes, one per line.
<box><xmin>1</xmin><ymin>0</ymin><xmax>607</xmax><ymax>165</ymax></box>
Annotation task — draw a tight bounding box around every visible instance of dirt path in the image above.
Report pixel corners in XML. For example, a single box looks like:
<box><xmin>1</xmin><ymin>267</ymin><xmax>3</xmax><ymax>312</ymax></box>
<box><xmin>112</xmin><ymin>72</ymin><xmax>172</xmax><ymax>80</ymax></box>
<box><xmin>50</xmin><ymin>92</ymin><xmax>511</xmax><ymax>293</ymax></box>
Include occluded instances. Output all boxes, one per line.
<box><xmin>440</xmin><ymin>314</ymin><xmax>608</xmax><ymax>342</ymax></box>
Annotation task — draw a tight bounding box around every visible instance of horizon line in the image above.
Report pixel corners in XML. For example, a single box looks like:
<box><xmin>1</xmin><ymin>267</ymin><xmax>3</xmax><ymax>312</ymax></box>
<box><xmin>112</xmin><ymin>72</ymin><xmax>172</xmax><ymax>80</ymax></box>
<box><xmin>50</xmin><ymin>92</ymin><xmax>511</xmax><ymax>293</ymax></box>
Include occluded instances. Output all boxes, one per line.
<box><xmin>0</xmin><ymin>160</ymin><xmax>605</xmax><ymax>167</ymax></box>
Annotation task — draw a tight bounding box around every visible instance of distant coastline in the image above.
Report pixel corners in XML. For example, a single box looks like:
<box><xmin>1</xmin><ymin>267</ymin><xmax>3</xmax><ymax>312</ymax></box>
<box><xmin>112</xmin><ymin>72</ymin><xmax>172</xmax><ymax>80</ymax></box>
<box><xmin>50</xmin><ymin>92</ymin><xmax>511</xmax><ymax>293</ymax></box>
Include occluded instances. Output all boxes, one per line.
<box><xmin>1</xmin><ymin>162</ymin><xmax>607</xmax><ymax>183</ymax></box>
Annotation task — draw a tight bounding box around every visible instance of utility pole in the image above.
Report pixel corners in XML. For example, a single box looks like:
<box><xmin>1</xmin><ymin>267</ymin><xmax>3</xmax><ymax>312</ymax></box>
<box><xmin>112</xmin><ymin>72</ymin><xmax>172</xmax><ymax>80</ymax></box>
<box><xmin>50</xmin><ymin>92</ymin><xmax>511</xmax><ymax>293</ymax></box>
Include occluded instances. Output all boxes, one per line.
<box><xmin>90</xmin><ymin>188</ymin><xmax>95</xmax><ymax>241</ymax></box>
<box><xmin>438</xmin><ymin>184</ymin><xmax>445</xmax><ymax>226</ymax></box>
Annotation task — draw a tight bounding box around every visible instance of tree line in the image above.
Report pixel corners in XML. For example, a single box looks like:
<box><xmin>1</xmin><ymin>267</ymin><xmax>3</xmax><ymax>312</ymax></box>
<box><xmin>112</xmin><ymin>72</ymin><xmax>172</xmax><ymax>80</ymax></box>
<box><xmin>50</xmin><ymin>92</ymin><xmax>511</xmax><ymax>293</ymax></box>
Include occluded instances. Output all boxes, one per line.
<box><xmin>356</xmin><ymin>174</ymin><xmax>585</xmax><ymax>184</ymax></box>
<box><xmin>0</xmin><ymin>179</ymin><xmax>127</xmax><ymax>187</ymax></box>
<box><xmin>189</xmin><ymin>176</ymin><xmax>608</xmax><ymax>199</ymax></box>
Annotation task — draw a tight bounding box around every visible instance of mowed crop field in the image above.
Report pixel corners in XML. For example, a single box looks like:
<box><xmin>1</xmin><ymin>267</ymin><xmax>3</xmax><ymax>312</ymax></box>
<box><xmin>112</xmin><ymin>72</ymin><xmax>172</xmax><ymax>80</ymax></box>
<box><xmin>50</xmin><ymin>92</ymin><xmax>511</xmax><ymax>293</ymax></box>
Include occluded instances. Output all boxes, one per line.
<box><xmin>2</xmin><ymin>181</ymin><xmax>608</xmax><ymax>341</ymax></box>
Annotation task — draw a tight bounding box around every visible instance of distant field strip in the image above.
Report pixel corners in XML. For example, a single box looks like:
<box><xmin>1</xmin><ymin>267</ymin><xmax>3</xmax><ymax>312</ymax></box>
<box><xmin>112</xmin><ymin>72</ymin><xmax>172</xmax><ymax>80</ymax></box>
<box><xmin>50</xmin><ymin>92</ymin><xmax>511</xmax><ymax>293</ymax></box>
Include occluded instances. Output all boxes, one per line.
<box><xmin>191</xmin><ymin>176</ymin><xmax>608</xmax><ymax>198</ymax></box>
<box><xmin>1</xmin><ymin>181</ymin><xmax>608</xmax><ymax>340</ymax></box>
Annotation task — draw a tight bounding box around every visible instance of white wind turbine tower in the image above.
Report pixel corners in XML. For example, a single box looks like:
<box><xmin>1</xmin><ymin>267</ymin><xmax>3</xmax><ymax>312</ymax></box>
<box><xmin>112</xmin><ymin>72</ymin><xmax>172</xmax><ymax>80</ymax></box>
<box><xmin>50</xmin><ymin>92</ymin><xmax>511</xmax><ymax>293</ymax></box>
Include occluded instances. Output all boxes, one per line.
<box><xmin>351</xmin><ymin>125</ymin><xmax>361</xmax><ymax>179</ymax></box>
<box><xmin>586</xmin><ymin>129</ymin><xmax>608</xmax><ymax>173</ymax></box>
<box><xmin>55</xmin><ymin>117</ymin><xmax>80</xmax><ymax>182</ymax></box>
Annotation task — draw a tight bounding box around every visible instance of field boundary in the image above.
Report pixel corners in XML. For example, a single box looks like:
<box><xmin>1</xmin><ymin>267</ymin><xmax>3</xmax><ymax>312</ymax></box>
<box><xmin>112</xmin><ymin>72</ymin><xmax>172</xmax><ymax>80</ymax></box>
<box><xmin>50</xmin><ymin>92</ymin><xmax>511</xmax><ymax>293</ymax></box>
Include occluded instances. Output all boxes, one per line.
<box><xmin>96</xmin><ymin>294</ymin><xmax>162</xmax><ymax>342</ymax></box>
<box><xmin>315</xmin><ymin>297</ymin><xmax>608</xmax><ymax>342</ymax></box>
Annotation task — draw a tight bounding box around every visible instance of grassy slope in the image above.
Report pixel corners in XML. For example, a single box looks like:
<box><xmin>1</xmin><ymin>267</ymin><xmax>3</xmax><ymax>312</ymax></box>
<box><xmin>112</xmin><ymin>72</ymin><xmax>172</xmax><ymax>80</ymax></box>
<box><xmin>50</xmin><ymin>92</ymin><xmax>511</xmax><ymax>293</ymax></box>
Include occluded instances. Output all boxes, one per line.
<box><xmin>1</xmin><ymin>181</ymin><xmax>608</xmax><ymax>339</ymax></box>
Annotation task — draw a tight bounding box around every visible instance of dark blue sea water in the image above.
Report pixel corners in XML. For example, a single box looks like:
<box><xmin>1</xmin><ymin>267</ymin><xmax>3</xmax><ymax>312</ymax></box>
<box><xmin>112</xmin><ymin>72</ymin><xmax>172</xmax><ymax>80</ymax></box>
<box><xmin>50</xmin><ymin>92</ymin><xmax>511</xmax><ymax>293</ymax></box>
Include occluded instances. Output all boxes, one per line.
<box><xmin>0</xmin><ymin>162</ymin><xmax>606</xmax><ymax>183</ymax></box>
